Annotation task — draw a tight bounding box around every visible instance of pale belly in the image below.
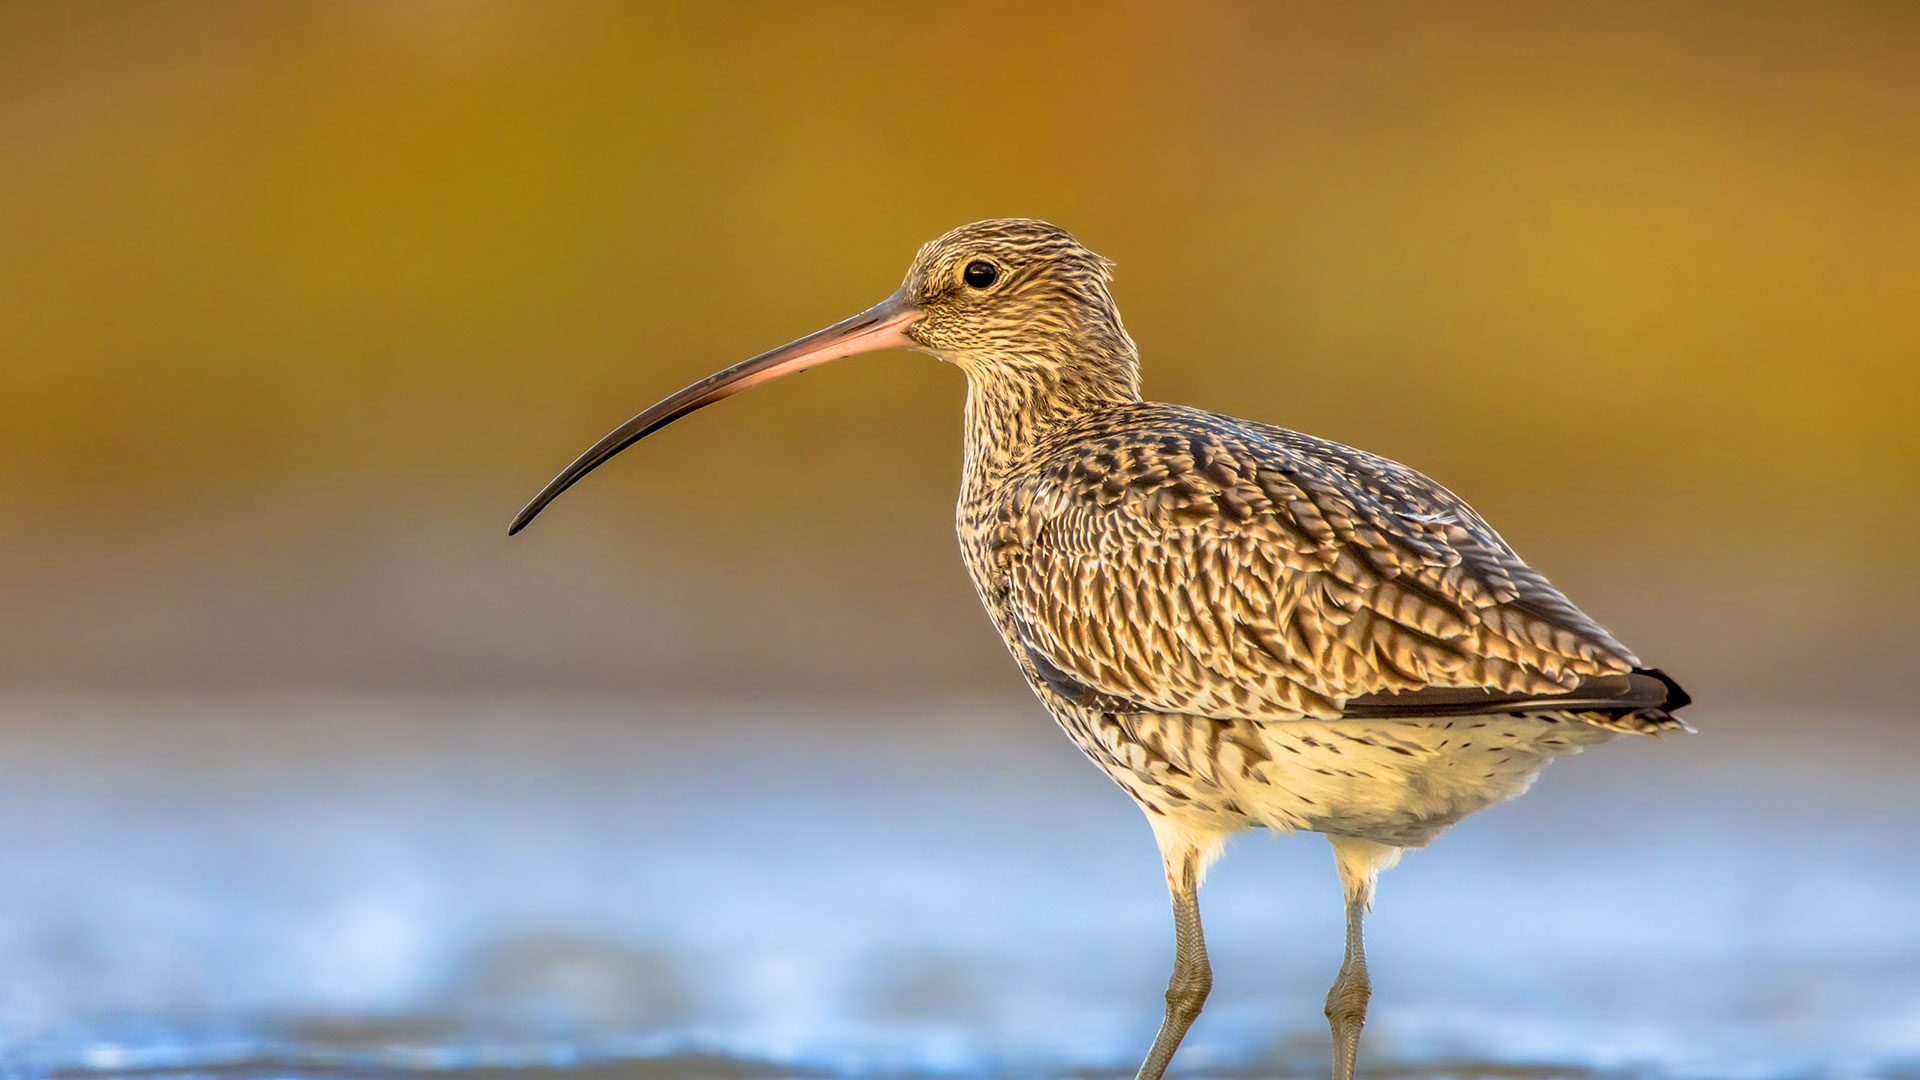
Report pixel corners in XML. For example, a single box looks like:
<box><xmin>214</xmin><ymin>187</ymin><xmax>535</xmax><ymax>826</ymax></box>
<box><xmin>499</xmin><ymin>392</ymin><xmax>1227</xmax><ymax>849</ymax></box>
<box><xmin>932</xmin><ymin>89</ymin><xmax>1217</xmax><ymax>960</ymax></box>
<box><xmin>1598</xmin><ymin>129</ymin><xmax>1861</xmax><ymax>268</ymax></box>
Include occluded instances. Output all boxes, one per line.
<box><xmin>1059</xmin><ymin>708</ymin><xmax>1618</xmax><ymax>849</ymax></box>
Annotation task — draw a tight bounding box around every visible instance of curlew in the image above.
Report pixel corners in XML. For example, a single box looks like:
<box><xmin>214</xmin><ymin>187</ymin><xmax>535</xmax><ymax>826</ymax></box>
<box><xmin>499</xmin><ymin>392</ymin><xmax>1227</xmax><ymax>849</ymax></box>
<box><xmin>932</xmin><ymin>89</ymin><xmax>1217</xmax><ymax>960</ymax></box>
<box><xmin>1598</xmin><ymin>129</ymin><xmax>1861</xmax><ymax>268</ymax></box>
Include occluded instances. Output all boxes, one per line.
<box><xmin>510</xmin><ymin>219</ymin><xmax>1690</xmax><ymax>1080</ymax></box>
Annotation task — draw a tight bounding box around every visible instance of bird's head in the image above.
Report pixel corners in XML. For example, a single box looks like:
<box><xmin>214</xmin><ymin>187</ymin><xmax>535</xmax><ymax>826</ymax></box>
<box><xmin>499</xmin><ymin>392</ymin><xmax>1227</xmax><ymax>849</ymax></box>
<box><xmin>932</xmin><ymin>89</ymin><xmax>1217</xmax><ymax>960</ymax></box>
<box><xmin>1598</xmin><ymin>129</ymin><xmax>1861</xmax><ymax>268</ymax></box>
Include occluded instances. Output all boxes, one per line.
<box><xmin>508</xmin><ymin>218</ymin><xmax>1138</xmax><ymax>536</ymax></box>
<box><xmin>897</xmin><ymin>218</ymin><xmax>1136</xmax><ymax>377</ymax></box>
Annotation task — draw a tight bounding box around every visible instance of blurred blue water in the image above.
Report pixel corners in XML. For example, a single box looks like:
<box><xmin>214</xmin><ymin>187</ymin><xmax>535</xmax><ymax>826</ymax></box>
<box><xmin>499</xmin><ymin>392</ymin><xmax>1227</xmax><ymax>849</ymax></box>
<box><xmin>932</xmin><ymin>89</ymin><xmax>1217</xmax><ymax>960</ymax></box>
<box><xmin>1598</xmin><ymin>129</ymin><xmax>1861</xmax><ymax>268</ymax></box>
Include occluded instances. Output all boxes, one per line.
<box><xmin>0</xmin><ymin>697</ymin><xmax>1915</xmax><ymax>1080</ymax></box>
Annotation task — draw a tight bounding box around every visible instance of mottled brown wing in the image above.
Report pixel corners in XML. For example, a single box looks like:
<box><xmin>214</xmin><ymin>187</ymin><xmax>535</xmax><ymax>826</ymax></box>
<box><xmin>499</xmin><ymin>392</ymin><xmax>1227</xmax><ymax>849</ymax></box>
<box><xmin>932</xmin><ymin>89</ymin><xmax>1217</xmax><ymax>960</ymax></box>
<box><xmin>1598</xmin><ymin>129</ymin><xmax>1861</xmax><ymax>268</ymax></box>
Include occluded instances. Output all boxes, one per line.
<box><xmin>992</xmin><ymin>405</ymin><xmax>1641</xmax><ymax>722</ymax></box>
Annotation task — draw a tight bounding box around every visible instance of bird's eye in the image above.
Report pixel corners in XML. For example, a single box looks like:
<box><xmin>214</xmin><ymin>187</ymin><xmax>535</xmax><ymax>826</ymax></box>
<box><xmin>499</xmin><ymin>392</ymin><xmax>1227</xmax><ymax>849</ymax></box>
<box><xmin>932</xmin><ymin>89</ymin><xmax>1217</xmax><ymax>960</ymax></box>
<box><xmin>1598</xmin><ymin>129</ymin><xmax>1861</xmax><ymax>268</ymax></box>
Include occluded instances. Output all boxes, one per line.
<box><xmin>963</xmin><ymin>260</ymin><xmax>999</xmax><ymax>289</ymax></box>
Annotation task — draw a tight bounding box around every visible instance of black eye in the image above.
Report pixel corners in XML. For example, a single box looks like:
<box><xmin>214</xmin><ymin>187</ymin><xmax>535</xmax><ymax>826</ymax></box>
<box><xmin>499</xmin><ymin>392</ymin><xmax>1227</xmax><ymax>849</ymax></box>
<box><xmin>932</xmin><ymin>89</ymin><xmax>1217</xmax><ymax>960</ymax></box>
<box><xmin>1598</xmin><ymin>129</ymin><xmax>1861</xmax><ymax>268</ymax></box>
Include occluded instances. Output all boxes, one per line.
<box><xmin>963</xmin><ymin>260</ymin><xmax>999</xmax><ymax>289</ymax></box>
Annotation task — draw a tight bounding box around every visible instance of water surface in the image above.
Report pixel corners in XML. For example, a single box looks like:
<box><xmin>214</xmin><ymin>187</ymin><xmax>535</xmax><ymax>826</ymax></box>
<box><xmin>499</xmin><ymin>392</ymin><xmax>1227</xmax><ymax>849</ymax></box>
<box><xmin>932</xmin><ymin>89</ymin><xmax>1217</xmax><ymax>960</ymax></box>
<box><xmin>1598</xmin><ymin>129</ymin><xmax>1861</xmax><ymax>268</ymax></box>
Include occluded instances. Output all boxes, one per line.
<box><xmin>1</xmin><ymin>697</ymin><xmax>1914</xmax><ymax>1080</ymax></box>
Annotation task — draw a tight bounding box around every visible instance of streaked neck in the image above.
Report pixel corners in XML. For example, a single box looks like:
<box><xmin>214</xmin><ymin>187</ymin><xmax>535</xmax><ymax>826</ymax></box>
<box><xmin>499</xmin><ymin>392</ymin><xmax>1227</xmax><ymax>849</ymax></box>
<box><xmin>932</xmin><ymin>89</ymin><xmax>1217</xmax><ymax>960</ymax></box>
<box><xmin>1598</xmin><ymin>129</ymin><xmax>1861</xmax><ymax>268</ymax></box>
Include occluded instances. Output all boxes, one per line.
<box><xmin>959</xmin><ymin>345</ymin><xmax>1142</xmax><ymax>481</ymax></box>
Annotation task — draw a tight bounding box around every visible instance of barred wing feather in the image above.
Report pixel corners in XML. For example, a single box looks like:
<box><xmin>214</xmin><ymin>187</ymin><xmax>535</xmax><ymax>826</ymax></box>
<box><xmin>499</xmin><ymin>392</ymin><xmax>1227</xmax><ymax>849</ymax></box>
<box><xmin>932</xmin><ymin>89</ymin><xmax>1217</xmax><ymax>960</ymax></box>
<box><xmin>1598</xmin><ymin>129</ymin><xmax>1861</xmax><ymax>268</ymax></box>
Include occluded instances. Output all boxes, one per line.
<box><xmin>991</xmin><ymin>405</ymin><xmax>1654</xmax><ymax>723</ymax></box>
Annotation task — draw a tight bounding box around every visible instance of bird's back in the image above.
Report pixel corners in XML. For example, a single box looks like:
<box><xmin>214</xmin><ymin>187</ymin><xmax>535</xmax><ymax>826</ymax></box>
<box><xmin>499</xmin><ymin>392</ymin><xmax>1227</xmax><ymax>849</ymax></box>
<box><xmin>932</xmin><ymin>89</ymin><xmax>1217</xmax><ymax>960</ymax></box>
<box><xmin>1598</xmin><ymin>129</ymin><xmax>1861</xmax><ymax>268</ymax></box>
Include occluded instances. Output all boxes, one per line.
<box><xmin>962</xmin><ymin>401</ymin><xmax>1687</xmax><ymax>736</ymax></box>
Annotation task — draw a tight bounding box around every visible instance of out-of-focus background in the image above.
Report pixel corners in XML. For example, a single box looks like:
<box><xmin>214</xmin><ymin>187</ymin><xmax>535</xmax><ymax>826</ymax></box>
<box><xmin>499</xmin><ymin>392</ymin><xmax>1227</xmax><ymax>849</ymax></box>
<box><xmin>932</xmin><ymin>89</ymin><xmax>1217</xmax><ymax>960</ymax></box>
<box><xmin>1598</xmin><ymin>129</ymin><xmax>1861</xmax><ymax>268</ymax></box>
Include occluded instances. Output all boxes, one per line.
<box><xmin>2</xmin><ymin>4</ymin><xmax>1916</xmax><ymax>1079</ymax></box>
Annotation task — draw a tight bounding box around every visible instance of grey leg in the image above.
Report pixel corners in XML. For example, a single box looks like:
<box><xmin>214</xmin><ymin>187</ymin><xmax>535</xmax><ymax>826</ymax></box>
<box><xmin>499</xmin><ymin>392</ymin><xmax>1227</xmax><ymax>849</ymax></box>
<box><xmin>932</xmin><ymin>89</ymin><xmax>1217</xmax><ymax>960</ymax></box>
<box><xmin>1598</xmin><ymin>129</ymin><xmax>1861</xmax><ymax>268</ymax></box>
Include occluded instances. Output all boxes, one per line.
<box><xmin>1134</xmin><ymin>844</ymin><xmax>1211</xmax><ymax>1080</ymax></box>
<box><xmin>1324</xmin><ymin>895</ymin><xmax>1371</xmax><ymax>1080</ymax></box>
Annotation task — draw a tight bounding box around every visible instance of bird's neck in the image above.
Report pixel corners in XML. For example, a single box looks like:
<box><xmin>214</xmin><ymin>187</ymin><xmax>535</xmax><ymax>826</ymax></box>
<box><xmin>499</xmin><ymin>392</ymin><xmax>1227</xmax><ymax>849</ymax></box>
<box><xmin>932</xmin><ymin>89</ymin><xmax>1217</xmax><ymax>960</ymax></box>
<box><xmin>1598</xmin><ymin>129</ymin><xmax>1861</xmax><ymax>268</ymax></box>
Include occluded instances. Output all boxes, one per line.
<box><xmin>958</xmin><ymin>343</ymin><xmax>1142</xmax><ymax>482</ymax></box>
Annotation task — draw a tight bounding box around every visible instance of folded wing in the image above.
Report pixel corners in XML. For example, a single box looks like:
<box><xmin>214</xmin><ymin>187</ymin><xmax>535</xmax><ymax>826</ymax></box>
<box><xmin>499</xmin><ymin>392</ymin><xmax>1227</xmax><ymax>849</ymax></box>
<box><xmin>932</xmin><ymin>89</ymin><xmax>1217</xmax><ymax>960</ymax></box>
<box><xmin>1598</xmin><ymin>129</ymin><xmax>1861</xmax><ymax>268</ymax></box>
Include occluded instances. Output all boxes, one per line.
<box><xmin>991</xmin><ymin>406</ymin><xmax>1678</xmax><ymax>725</ymax></box>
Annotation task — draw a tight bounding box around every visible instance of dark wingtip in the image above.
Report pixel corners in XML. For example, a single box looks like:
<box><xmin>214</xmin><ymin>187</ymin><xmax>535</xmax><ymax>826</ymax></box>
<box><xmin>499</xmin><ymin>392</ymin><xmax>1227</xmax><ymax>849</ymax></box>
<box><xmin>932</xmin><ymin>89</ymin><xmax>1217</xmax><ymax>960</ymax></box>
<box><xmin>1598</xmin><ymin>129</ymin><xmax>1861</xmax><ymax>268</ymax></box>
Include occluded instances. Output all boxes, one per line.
<box><xmin>1635</xmin><ymin>667</ymin><xmax>1692</xmax><ymax>713</ymax></box>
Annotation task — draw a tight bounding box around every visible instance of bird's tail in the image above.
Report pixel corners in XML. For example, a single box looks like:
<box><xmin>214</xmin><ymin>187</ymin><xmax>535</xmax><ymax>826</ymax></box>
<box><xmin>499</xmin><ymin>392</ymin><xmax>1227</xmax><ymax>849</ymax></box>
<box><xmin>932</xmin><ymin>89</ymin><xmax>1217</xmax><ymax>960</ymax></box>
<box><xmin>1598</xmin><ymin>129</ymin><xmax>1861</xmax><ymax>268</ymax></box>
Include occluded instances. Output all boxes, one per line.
<box><xmin>1578</xmin><ymin>667</ymin><xmax>1693</xmax><ymax>735</ymax></box>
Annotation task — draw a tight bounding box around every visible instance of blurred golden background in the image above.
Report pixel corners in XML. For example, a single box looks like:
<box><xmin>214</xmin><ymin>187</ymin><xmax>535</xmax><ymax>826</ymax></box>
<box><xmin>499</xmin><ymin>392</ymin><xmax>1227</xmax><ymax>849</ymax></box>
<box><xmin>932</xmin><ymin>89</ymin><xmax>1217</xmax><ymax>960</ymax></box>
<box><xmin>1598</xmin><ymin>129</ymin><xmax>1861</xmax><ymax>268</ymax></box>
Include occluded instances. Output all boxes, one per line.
<box><xmin>3</xmin><ymin>6</ymin><xmax>1919</xmax><ymax>1077</ymax></box>
<box><xmin>3</xmin><ymin>1</ymin><xmax>1916</xmax><ymax>707</ymax></box>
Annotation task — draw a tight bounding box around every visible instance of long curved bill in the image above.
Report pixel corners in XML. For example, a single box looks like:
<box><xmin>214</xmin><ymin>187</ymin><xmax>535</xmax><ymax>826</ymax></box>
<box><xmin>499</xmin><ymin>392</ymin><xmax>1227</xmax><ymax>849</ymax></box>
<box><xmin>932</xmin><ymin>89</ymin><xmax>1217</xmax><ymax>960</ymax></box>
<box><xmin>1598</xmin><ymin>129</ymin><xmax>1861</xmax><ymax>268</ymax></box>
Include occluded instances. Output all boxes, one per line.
<box><xmin>509</xmin><ymin>293</ymin><xmax>920</xmax><ymax>535</ymax></box>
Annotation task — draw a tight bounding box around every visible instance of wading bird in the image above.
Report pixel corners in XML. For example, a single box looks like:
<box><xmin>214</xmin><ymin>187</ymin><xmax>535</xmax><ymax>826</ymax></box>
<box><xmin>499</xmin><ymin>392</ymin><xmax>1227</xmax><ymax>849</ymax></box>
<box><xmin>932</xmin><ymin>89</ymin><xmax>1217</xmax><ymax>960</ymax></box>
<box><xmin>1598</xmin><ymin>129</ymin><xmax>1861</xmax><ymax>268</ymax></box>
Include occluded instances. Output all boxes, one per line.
<box><xmin>510</xmin><ymin>219</ymin><xmax>1689</xmax><ymax>1080</ymax></box>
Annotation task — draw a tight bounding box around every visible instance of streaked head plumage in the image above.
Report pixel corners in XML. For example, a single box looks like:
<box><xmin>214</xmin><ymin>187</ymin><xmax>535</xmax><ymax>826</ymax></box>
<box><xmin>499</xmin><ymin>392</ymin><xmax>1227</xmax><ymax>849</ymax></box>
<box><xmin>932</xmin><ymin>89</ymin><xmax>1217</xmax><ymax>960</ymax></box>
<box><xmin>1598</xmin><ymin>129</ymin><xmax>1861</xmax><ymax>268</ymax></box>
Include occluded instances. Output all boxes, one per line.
<box><xmin>897</xmin><ymin>218</ymin><xmax>1134</xmax><ymax>376</ymax></box>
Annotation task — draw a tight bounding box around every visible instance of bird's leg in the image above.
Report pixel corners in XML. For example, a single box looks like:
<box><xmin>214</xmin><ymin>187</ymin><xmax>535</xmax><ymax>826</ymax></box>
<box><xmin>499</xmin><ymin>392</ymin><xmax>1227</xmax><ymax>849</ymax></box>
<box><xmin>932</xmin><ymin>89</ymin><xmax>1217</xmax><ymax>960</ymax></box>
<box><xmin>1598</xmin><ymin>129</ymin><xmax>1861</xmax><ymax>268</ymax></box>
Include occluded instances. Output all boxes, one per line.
<box><xmin>1324</xmin><ymin>835</ymin><xmax>1396</xmax><ymax>1080</ymax></box>
<box><xmin>1325</xmin><ymin>893</ymin><xmax>1371</xmax><ymax>1080</ymax></box>
<box><xmin>1134</xmin><ymin>835</ymin><xmax>1212</xmax><ymax>1080</ymax></box>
